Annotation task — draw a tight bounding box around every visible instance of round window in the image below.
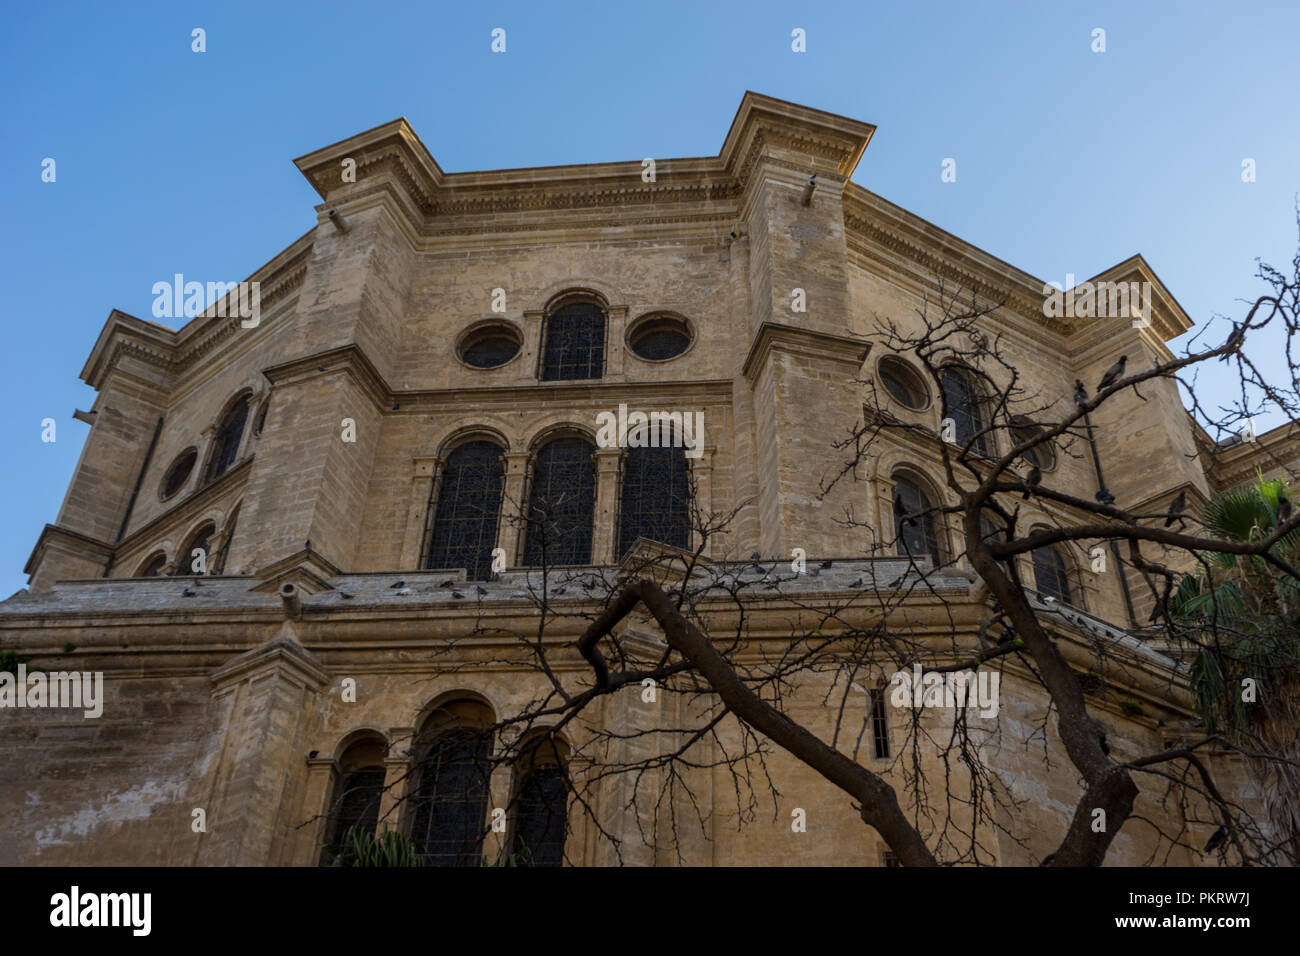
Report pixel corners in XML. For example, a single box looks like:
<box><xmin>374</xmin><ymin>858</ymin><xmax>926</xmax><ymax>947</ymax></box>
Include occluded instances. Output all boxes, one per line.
<box><xmin>628</xmin><ymin>315</ymin><xmax>692</xmax><ymax>361</ymax></box>
<box><xmin>160</xmin><ymin>449</ymin><xmax>197</xmax><ymax>500</ymax></box>
<box><xmin>877</xmin><ymin>357</ymin><xmax>928</xmax><ymax>410</ymax></box>
<box><xmin>459</xmin><ymin>324</ymin><xmax>522</xmax><ymax>369</ymax></box>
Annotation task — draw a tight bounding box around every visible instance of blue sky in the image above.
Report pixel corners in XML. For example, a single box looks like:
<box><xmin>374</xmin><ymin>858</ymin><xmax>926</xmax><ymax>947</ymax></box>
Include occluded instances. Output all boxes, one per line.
<box><xmin>2</xmin><ymin>0</ymin><xmax>1297</xmax><ymax>596</ymax></box>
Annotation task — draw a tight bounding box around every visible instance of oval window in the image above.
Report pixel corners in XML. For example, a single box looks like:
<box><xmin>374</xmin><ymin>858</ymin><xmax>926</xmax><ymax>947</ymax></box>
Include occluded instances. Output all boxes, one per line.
<box><xmin>459</xmin><ymin>324</ymin><xmax>522</xmax><ymax>369</ymax></box>
<box><xmin>160</xmin><ymin>449</ymin><xmax>197</xmax><ymax>501</ymax></box>
<box><xmin>877</xmin><ymin>357</ymin><xmax>927</xmax><ymax>410</ymax></box>
<box><xmin>628</xmin><ymin>316</ymin><xmax>692</xmax><ymax>361</ymax></box>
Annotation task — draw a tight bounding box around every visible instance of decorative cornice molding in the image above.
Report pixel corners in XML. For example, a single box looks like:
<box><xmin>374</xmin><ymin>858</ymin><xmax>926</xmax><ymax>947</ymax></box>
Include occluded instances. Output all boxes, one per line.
<box><xmin>741</xmin><ymin>322</ymin><xmax>872</xmax><ymax>381</ymax></box>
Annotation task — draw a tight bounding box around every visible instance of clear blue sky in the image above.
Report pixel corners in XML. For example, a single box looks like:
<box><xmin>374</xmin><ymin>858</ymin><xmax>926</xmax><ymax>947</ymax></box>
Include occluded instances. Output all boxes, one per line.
<box><xmin>2</xmin><ymin>0</ymin><xmax>1297</xmax><ymax>596</ymax></box>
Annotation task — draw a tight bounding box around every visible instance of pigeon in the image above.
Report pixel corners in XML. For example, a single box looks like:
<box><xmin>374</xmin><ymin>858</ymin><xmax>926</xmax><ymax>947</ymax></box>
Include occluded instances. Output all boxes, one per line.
<box><xmin>849</xmin><ymin>578</ymin><xmax>864</xmax><ymax>588</ymax></box>
<box><xmin>819</xmin><ymin>559</ymin><xmax>833</xmax><ymax>569</ymax></box>
<box><xmin>451</xmin><ymin>590</ymin><xmax>465</xmax><ymax>599</ymax></box>
<box><xmin>1277</xmin><ymin>494</ymin><xmax>1293</xmax><ymax>523</ymax></box>
<box><xmin>182</xmin><ymin>587</ymin><xmax>197</xmax><ymax>597</ymax></box>
<box><xmin>388</xmin><ymin>580</ymin><xmax>406</xmax><ymax>589</ymax></box>
<box><xmin>552</xmin><ymin>587</ymin><xmax>566</xmax><ymax>596</ymax></box>
<box><xmin>439</xmin><ymin>579</ymin><xmax>454</xmax><ymax>588</ymax></box>
<box><xmin>1164</xmin><ymin>489</ymin><xmax>1187</xmax><ymax>527</ymax></box>
<box><xmin>305</xmin><ymin>539</ymin><xmax>312</xmax><ymax>551</ymax></box>
<box><xmin>1204</xmin><ymin>824</ymin><xmax>1228</xmax><ymax>853</ymax></box>
<box><xmin>1219</xmin><ymin>322</ymin><xmax>1244</xmax><ymax>361</ymax></box>
<box><xmin>1022</xmin><ymin>465</ymin><xmax>1042</xmax><ymax>499</ymax></box>
<box><xmin>1096</xmin><ymin>355</ymin><xmax>1127</xmax><ymax>392</ymax></box>
<box><xmin>1073</xmin><ymin>380</ymin><xmax>1089</xmax><ymax>407</ymax></box>
<box><xmin>749</xmin><ymin>551</ymin><xmax>762</xmax><ymax>561</ymax></box>
<box><xmin>475</xmin><ymin>585</ymin><xmax>488</xmax><ymax>596</ymax></box>
<box><xmin>340</xmin><ymin>591</ymin><xmax>354</xmax><ymax>600</ymax></box>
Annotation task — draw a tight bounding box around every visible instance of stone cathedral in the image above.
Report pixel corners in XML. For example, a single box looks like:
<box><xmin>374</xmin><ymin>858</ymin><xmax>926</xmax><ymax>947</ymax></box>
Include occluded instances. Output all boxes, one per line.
<box><xmin>2</xmin><ymin>93</ymin><xmax>1292</xmax><ymax>867</ymax></box>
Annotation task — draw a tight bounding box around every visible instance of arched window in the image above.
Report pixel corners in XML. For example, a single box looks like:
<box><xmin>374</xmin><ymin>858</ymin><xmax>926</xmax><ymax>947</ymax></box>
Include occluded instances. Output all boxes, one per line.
<box><xmin>1033</xmin><ymin>544</ymin><xmax>1072</xmax><ymax>604</ymax></box>
<box><xmin>216</xmin><ymin>505</ymin><xmax>240</xmax><ymax>574</ymax></box>
<box><xmin>320</xmin><ymin>737</ymin><xmax>387</xmax><ymax>866</ymax></box>
<box><xmin>137</xmin><ymin>552</ymin><xmax>168</xmax><ymax>577</ymax></box>
<box><xmin>425</xmin><ymin>441</ymin><xmax>505</xmax><ymax>580</ymax></box>
<box><xmin>522</xmin><ymin>436</ymin><xmax>596</xmax><ymax>567</ymax></box>
<box><xmin>171</xmin><ymin>522</ymin><xmax>215</xmax><ymax>576</ymax></box>
<box><xmin>410</xmin><ymin>700</ymin><xmax>494</xmax><ymax>866</ymax></box>
<box><xmin>940</xmin><ymin>368</ymin><xmax>989</xmax><ymax>456</ymax></box>
<box><xmin>618</xmin><ymin>445</ymin><xmax>691</xmax><ymax>557</ymax></box>
<box><xmin>540</xmin><ymin>300</ymin><xmax>605</xmax><ymax>381</ymax></box>
<box><xmin>893</xmin><ymin>473</ymin><xmax>941</xmax><ymax>564</ymax></box>
<box><xmin>512</xmin><ymin>738</ymin><xmax>568</xmax><ymax>867</ymax></box>
<box><xmin>205</xmin><ymin>394</ymin><xmax>251</xmax><ymax>483</ymax></box>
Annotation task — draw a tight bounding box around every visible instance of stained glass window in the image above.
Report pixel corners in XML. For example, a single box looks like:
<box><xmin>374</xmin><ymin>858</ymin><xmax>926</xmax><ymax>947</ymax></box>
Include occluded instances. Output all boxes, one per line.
<box><xmin>425</xmin><ymin>441</ymin><xmax>504</xmax><ymax>580</ymax></box>
<box><xmin>940</xmin><ymin>368</ymin><xmax>989</xmax><ymax>456</ymax></box>
<box><xmin>1033</xmin><ymin>545</ymin><xmax>1072</xmax><ymax>604</ymax></box>
<box><xmin>409</xmin><ymin>729</ymin><xmax>493</xmax><ymax>866</ymax></box>
<box><xmin>522</xmin><ymin>437</ymin><xmax>596</xmax><ymax>566</ymax></box>
<box><xmin>513</xmin><ymin>764</ymin><xmax>567</xmax><ymax>866</ymax></box>
<box><xmin>893</xmin><ymin>475</ymin><xmax>941</xmax><ymax>564</ymax></box>
<box><xmin>205</xmin><ymin>396</ymin><xmax>250</xmax><ymax>483</ymax></box>
<box><xmin>540</xmin><ymin>302</ymin><xmax>605</xmax><ymax>381</ymax></box>
<box><xmin>618</xmin><ymin>445</ymin><xmax>690</xmax><ymax>556</ymax></box>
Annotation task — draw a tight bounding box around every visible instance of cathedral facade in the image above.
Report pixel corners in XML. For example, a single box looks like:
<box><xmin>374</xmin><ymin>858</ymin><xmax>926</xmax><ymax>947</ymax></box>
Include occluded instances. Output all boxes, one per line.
<box><xmin>3</xmin><ymin>93</ymin><xmax>1291</xmax><ymax>866</ymax></box>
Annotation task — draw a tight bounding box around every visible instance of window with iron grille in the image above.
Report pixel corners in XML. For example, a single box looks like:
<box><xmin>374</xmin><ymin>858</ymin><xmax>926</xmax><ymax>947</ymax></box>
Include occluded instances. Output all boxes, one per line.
<box><xmin>540</xmin><ymin>302</ymin><xmax>605</xmax><ymax>381</ymax></box>
<box><xmin>618</xmin><ymin>445</ymin><xmax>690</xmax><ymax>556</ymax></box>
<box><xmin>321</xmin><ymin>768</ymin><xmax>385</xmax><ymax>866</ymax></box>
<box><xmin>409</xmin><ymin>729</ymin><xmax>492</xmax><ymax>866</ymax></box>
<box><xmin>893</xmin><ymin>475</ymin><xmax>941</xmax><ymax>564</ymax></box>
<box><xmin>425</xmin><ymin>441</ymin><xmax>504</xmax><ymax>580</ymax></box>
<box><xmin>171</xmin><ymin>522</ymin><xmax>215</xmax><ymax>576</ymax></box>
<box><xmin>1033</xmin><ymin>545</ymin><xmax>1072</xmax><ymax>604</ymax></box>
<box><xmin>512</xmin><ymin>765</ymin><xmax>567</xmax><ymax>866</ymax></box>
<box><xmin>205</xmin><ymin>396</ymin><xmax>250</xmax><ymax>483</ymax></box>
<box><xmin>871</xmin><ymin>688</ymin><xmax>891</xmax><ymax>759</ymax></box>
<box><xmin>940</xmin><ymin>368</ymin><xmax>989</xmax><ymax>456</ymax></box>
<box><xmin>522</xmin><ymin>437</ymin><xmax>596</xmax><ymax>567</ymax></box>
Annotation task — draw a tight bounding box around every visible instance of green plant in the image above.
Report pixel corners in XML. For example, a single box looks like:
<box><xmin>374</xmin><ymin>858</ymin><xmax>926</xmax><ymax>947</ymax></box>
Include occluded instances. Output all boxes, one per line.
<box><xmin>0</xmin><ymin>650</ymin><xmax>33</xmax><ymax>676</ymax></box>
<box><xmin>326</xmin><ymin>824</ymin><xmax>423</xmax><ymax>867</ymax></box>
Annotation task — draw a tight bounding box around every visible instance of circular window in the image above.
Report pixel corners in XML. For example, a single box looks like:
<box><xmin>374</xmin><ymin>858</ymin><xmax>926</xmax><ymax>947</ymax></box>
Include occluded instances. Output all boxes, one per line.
<box><xmin>628</xmin><ymin>315</ymin><xmax>692</xmax><ymax>361</ymax></box>
<box><xmin>1013</xmin><ymin>422</ymin><xmax>1057</xmax><ymax>471</ymax></box>
<box><xmin>160</xmin><ymin>449</ymin><xmax>197</xmax><ymax>500</ymax></box>
<box><xmin>877</xmin><ymin>357</ymin><xmax>928</xmax><ymax>410</ymax></box>
<box><xmin>458</xmin><ymin>323</ymin><xmax>522</xmax><ymax>369</ymax></box>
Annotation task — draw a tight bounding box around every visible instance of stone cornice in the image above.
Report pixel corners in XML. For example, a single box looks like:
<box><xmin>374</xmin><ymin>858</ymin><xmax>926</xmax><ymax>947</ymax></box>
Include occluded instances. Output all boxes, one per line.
<box><xmin>80</xmin><ymin>235</ymin><xmax>313</xmax><ymax>393</ymax></box>
<box><xmin>741</xmin><ymin>322</ymin><xmax>872</xmax><ymax>381</ymax></box>
<box><xmin>261</xmin><ymin>344</ymin><xmax>392</xmax><ymax>412</ymax></box>
<box><xmin>294</xmin><ymin>92</ymin><xmax>875</xmax><ymax>230</ymax></box>
<box><xmin>22</xmin><ymin>524</ymin><xmax>113</xmax><ymax>576</ymax></box>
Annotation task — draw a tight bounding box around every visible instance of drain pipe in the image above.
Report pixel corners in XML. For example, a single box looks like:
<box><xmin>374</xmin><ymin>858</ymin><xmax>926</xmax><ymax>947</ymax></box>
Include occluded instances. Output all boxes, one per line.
<box><xmin>103</xmin><ymin>416</ymin><xmax>164</xmax><ymax>578</ymax></box>
<box><xmin>1081</xmin><ymin>402</ymin><xmax>1138</xmax><ymax>629</ymax></box>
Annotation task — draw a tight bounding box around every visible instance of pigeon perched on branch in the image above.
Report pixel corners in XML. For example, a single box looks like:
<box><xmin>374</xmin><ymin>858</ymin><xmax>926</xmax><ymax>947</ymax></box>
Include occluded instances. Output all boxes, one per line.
<box><xmin>1096</xmin><ymin>355</ymin><xmax>1127</xmax><ymax>392</ymax></box>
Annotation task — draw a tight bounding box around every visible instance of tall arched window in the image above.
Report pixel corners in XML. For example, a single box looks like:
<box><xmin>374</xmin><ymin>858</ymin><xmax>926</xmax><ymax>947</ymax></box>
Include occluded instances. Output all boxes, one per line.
<box><xmin>540</xmin><ymin>301</ymin><xmax>605</xmax><ymax>381</ymax></box>
<box><xmin>618</xmin><ymin>445</ymin><xmax>690</xmax><ymax>557</ymax></box>
<box><xmin>939</xmin><ymin>367</ymin><xmax>989</xmax><ymax>457</ymax></box>
<box><xmin>171</xmin><ymin>522</ymin><xmax>215</xmax><ymax>576</ymax></box>
<box><xmin>425</xmin><ymin>441</ymin><xmax>505</xmax><ymax>580</ymax></box>
<box><xmin>320</xmin><ymin>737</ymin><xmax>387</xmax><ymax>866</ymax></box>
<box><xmin>204</xmin><ymin>394</ymin><xmax>251</xmax><ymax>484</ymax></box>
<box><xmin>523</xmin><ymin>436</ymin><xmax>596</xmax><ymax>567</ymax></box>
<box><xmin>512</xmin><ymin>738</ymin><xmax>568</xmax><ymax>867</ymax></box>
<box><xmin>410</xmin><ymin>700</ymin><xmax>494</xmax><ymax>866</ymax></box>
<box><xmin>893</xmin><ymin>473</ymin><xmax>942</xmax><ymax>564</ymax></box>
<box><xmin>1033</xmin><ymin>544</ymin><xmax>1073</xmax><ymax>604</ymax></box>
